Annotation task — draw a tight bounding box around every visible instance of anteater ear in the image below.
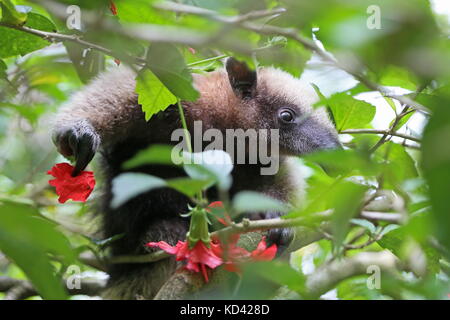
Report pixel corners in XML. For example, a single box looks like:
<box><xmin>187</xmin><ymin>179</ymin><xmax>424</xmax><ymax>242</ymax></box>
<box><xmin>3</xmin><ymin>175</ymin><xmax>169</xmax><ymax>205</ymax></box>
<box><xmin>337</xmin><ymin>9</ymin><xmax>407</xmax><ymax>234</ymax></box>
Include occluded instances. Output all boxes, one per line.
<box><xmin>226</xmin><ymin>57</ymin><xmax>257</xmax><ymax>98</ymax></box>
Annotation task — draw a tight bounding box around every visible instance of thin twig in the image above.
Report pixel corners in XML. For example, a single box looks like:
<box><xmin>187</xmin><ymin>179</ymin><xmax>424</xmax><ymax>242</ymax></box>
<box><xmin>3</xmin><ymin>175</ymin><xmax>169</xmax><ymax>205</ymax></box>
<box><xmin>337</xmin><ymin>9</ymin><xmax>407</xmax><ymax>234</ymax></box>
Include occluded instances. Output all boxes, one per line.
<box><xmin>0</xmin><ymin>276</ymin><xmax>106</xmax><ymax>299</ymax></box>
<box><xmin>341</xmin><ymin>129</ymin><xmax>421</xmax><ymax>143</ymax></box>
<box><xmin>0</xmin><ymin>22</ymin><xmax>147</xmax><ymax>65</ymax></box>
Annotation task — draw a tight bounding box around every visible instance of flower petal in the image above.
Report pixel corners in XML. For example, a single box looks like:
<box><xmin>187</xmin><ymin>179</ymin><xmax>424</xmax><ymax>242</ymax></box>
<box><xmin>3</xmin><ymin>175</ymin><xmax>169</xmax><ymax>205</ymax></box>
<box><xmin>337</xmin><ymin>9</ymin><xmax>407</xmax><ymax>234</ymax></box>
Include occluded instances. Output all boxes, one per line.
<box><xmin>47</xmin><ymin>163</ymin><xmax>95</xmax><ymax>203</ymax></box>
<box><xmin>251</xmin><ymin>237</ymin><xmax>277</xmax><ymax>261</ymax></box>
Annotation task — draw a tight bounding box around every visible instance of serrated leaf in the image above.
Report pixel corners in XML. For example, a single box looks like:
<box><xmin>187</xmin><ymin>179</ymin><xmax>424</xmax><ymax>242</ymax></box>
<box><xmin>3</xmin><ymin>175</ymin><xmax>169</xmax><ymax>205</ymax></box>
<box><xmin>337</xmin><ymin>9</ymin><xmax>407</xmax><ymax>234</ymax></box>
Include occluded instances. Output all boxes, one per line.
<box><xmin>327</xmin><ymin>92</ymin><xmax>376</xmax><ymax>132</ymax></box>
<box><xmin>147</xmin><ymin>43</ymin><xmax>199</xmax><ymax>101</ymax></box>
<box><xmin>136</xmin><ymin>68</ymin><xmax>177</xmax><ymax>121</ymax></box>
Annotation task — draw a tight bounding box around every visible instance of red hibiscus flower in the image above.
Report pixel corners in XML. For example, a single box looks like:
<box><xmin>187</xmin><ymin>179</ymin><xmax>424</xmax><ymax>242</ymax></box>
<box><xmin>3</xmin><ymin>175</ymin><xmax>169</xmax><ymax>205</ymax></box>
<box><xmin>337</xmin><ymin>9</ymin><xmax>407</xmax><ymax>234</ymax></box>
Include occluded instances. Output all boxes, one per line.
<box><xmin>250</xmin><ymin>236</ymin><xmax>277</xmax><ymax>261</ymax></box>
<box><xmin>147</xmin><ymin>236</ymin><xmax>277</xmax><ymax>280</ymax></box>
<box><xmin>207</xmin><ymin>201</ymin><xmax>278</xmax><ymax>272</ymax></box>
<box><xmin>147</xmin><ymin>201</ymin><xmax>278</xmax><ymax>281</ymax></box>
<box><xmin>47</xmin><ymin>162</ymin><xmax>95</xmax><ymax>203</ymax></box>
<box><xmin>147</xmin><ymin>240</ymin><xmax>222</xmax><ymax>282</ymax></box>
<box><xmin>217</xmin><ymin>235</ymin><xmax>277</xmax><ymax>273</ymax></box>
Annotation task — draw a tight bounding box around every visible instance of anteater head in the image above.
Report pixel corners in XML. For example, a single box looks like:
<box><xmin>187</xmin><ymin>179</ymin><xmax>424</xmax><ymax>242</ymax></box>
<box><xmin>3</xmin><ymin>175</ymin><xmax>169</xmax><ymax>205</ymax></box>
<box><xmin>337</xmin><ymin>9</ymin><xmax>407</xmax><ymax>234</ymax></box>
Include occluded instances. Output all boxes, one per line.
<box><xmin>189</xmin><ymin>58</ymin><xmax>341</xmax><ymax>159</ymax></box>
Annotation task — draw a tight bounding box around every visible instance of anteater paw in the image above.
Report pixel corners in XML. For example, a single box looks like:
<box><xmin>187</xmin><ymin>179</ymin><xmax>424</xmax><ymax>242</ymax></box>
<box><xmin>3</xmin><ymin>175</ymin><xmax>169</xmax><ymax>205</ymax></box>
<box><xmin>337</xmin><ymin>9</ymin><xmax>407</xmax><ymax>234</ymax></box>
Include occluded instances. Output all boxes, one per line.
<box><xmin>52</xmin><ymin>119</ymin><xmax>100</xmax><ymax>176</ymax></box>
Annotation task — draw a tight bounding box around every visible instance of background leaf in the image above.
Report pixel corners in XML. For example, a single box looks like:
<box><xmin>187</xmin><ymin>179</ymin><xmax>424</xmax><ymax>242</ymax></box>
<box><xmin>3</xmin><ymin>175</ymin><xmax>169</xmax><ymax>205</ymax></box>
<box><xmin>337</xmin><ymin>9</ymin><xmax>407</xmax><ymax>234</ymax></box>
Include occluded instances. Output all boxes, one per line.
<box><xmin>0</xmin><ymin>12</ymin><xmax>56</xmax><ymax>58</ymax></box>
<box><xmin>0</xmin><ymin>201</ymin><xmax>74</xmax><ymax>299</ymax></box>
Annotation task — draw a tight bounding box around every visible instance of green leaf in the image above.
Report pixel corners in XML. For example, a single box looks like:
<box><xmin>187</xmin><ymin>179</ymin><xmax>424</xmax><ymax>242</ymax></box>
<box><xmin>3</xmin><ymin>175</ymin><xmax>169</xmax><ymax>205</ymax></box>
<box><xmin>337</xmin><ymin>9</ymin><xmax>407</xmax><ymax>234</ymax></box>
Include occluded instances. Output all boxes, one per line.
<box><xmin>115</xmin><ymin>0</ymin><xmax>168</xmax><ymax>24</ymax></box>
<box><xmin>166</xmin><ymin>178</ymin><xmax>211</xmax><ymax>198</ymax></box>
<box><xmin>122</xmin><ymin>144</ymin><xmax>177</xmax><ymax>169</ymax></box>
<box><xmin>0</xmin><ymin>12</ymin><xmax>56</xmax><ymax>58</ymax></box>
<box><xmin>251</xmin><ymin>261</ymin><xmax>306</xmax><ymax>294</ymax></box>
<box><xmin>111</xmin><ymin>173</ymin><xmax>167</xmax><ymax>208</ymax></box>
<box><xmin>330</xmin><ymin>181</ymin><xmax>368</xmax><ymax>250</ymax></box>
<box><xmin>378</xmin><ymin>66</ymin><xmax>419</xmax><ymax>91</ymax></box>
<box><xmin>377</xmin><ymin>142</ymin><xmax>418</xmax><ymax>190</ymax></box>
<box><xmin>377</xmin><ymin>221</ymin><xmax>441</xmax><ymax>275</ymax></box>
<box><xmin>0</xmin><ymin>58</ymin><xmax>6</xmax><ymax>79</ymax></box>
<box><xmin>111</xmin><ymin>173</ymin><xmax>210</xmax><ymax>208</ymax></box>
<box><xmin>0</xmin><ymin>201</ymin><xmax>74</xmax><ymax>299</ymax></box>
<box><xmin>380</xmin><ymin>224</ymin><xmax>400</xmax><ymax>237</ymax></box>
<box><xmin>390</xmin><ymin>111</ymin><xmax>414</xmax><ymax>131</ymax></box>
<box><xmin>422</xmin><ymin>90</ymin><xmax>450</xmax><ymax>252</ymax></box>
<box><xmin>0</xmin><ymin>0</ymin><xmax>27</xmax><ymax>25</ymax></box>
<box><xmin>256</xmin><ymin>38</ymin><xmax>311</xmax><ymax>77</ymax></box>
<box><xmin>183</xmin><ymin>150</ymin><xmax>233</xmax><ymax>191</ymax></box>
<box><xmin>337</xmin><ymin>277</ymin><xmax>382</xmax><ymax>300</ymax></box>
<box><xmin>384</xmin><ymin>97</ymin><xmax>397</xmax><ymax>113</ymax></box>
<box><xmin>136</xmin><ymin>68</ymin><xmax>177</xmax><ymax>121</ymax></box>
<box><xmin>350</xmin><ymin>218</ymin><xmax>376</xmax><ymax>234</ymax></box>
<box><xmin>232</xmin><ymin>191</ymin><xmax>288</xmax><ymax>214</ymax></box>
<box><xmin>305</xmin><ymin>148</ymin><xmax>379</xmax><ymax>178</ymax></box>
<box><xmin>147</xmin><ymin>43</ymin><xmax>199</xmax><ymax>101</ymax></box>
<box><xmin>326</xmin><ymin>92</ymin><xmax>376</xmax><ymax>132</ymax></box>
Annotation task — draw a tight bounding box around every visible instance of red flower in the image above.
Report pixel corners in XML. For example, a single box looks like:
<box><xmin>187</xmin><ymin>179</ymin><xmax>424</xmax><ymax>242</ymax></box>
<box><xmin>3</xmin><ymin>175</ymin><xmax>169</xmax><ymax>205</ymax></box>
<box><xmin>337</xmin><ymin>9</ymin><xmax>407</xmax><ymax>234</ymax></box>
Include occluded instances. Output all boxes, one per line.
<box><xmin>208</xmin><ymin>201</ymin><xmax>278</xmax><ymax>271</ymax></box>
<box><xmin>147</xmin><ymin>240</ymin><xmax>222</xmax><ymax>282</ymax></box>
<box><xmin>217</xmin><ymin>235</ymin><xmax>277</xmax><ymax>273</ymax></box>
<box><xmin>250</xmin><ymin>236</ymin><xmax>277</xmax><ymax>261</ymax></box>
<box><xmin>47</xmin><ymin>163</ymin><xmax>95</xmax><ymax>203</ymax></box>
<box><xmin>147</xmin><ymin>201</ymin><xmax>278</xmax><ymax>280</ymax></box>
<box><xmin>109</xmin><ymin>0</ymin><xmax>118</xmax><ymax>15</ymax></box>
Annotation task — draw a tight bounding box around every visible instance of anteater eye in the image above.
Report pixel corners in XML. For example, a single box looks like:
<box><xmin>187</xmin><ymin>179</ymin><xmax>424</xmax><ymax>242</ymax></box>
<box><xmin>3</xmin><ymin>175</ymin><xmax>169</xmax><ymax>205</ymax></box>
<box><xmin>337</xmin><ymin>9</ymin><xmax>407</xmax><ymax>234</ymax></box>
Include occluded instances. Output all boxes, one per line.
<box><xmin>279</xmin><ymin>109</ymin><xmax>295</xmax><ymax>123</ymax></box>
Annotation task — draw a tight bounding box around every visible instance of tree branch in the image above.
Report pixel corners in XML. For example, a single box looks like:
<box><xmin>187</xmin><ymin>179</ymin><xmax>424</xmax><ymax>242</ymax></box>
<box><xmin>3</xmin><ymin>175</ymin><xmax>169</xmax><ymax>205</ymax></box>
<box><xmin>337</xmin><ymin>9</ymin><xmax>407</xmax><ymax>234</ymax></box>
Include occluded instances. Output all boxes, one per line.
<box><xmin>360</xmin><ymin>211</ymin><xmax>404</xmax><ymax>224</ymax></box>
<box><xmin>0</xmin><ymin>276</ymin><xmax>106</xmax><ymax>300</ymax></box>
<box><xmin>305</xmin><ymin>250</ymin><xmax>399</xmax><ymax>298</ymax></box>
<box><xmin>78</xmin><ymin>210</ymin><xmax>401</xmax><ymax>268</ymax></box>
<box><xmin>0</xmin><ymin>22</ymin><xmax>147</xmax><ymax>65</ymax></box>
<box><xmin>340</xmin><ymin>129</ymin><xmax>421</xmax><ymax>143</ymax></box>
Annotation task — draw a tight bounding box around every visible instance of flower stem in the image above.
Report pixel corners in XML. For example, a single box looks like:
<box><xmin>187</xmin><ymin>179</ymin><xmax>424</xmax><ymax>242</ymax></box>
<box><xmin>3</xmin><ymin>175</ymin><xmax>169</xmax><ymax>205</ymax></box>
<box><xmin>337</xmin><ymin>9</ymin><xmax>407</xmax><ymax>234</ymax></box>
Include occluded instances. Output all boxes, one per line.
<box><xmin>177</xmin><ymin>99</ymin><xmax>192</xmax><ymax>154</ymax></box>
